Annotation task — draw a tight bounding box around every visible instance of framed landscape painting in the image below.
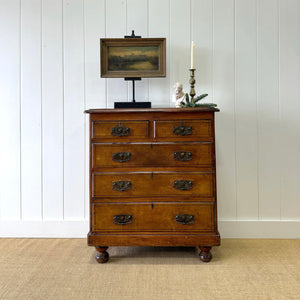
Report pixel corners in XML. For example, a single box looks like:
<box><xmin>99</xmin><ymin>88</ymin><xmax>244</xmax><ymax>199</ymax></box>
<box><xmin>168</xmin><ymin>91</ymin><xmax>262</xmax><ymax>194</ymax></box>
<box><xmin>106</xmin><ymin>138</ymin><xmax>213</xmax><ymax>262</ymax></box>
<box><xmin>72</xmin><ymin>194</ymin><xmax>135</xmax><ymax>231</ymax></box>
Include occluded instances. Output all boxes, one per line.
<box><xmin>100</xmin><ymin>38</ymin><xmax>166</xmax><ymax>78</ymax></box>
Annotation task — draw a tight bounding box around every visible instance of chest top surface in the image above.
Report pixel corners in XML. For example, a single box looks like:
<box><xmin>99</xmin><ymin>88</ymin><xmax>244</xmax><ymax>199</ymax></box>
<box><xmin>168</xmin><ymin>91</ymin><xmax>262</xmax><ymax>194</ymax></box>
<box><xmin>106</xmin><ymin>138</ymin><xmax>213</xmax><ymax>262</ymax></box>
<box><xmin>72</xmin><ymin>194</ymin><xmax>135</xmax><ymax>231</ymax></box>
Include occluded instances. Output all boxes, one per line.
<box><xmin>85</xmin><ymin>107</ymin><xmax>219</xmax><ymax>114</ymax></box>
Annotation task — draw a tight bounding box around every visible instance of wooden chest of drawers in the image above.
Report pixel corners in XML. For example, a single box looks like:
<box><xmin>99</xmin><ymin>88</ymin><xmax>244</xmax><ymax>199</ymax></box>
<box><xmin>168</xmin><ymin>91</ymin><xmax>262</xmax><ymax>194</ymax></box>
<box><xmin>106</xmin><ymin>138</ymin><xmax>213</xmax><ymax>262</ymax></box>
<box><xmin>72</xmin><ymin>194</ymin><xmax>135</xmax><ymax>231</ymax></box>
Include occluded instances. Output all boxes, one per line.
<box><xmin>85</xmin><ymin>108</ymin><xmax>220</xmax><ymax>263</ymax></box>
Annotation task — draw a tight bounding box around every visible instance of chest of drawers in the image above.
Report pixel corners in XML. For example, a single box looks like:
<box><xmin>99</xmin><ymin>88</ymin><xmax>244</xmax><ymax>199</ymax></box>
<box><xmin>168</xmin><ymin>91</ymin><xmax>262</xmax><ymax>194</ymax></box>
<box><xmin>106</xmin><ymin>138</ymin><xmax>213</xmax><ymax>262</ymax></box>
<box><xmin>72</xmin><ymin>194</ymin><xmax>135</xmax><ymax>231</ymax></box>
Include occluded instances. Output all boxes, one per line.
<box><xmin>85</xmin><ymin>107</ymin><xmax>220</xmax><ymax>263</ymax></box>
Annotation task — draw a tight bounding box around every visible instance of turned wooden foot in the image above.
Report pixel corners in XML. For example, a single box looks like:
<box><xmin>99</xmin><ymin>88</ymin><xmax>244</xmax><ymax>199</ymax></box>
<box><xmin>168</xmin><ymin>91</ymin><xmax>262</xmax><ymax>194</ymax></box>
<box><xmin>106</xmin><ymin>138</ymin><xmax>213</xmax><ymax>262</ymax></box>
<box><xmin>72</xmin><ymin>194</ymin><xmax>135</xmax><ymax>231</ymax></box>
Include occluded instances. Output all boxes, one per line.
<box><xmin>199</xmin><ymin>246</ymin><xmax>212</xmax><ymax>262</ymax></box>
<box><xmin>95</xmin><ymin>246</ymin><xmax>109</xmax><ymax>263</ymax></box>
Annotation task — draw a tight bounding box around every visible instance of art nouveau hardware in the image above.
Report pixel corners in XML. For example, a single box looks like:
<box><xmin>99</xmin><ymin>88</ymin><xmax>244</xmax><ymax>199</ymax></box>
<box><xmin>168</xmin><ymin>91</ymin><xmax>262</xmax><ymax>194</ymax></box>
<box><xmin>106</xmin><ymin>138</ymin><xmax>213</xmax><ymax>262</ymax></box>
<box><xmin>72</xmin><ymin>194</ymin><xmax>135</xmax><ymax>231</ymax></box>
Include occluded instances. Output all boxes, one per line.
<box><xmin>111</xmin><ymin>122</ymin><xmax>130</xmax><ymax>137</ymax></box>
<box><xmin>112</xmin><ymin>152</ymin><xmax>131</xmax><ymax>162</ymax></box>
<box><xmin>113</xmin><ymin>214</ymin><xmax>132</xmax><ymax>225</ymax></box>
<box><xmin>173</xmin><ymin>121</ymin><xmax>193</xmax><ymax>136</ymax></box>
<box><xmin>175</xmin><ymin>214</ymin><xmax>195</xmax><ymax>225</ymax></box>
<box><xmin>112</xmin><ymin>181</ymin><xmax>132</xmax><ymax>191</ymax></box>
<box><xmin>173</xmin><ymin>180</ymin><xmax>193</xmax><ymax>190</ymax></box>
<box><xmin>173</xmin><ymin>151</ymin><xmax>193</xmax><ymax>161</ymax></box>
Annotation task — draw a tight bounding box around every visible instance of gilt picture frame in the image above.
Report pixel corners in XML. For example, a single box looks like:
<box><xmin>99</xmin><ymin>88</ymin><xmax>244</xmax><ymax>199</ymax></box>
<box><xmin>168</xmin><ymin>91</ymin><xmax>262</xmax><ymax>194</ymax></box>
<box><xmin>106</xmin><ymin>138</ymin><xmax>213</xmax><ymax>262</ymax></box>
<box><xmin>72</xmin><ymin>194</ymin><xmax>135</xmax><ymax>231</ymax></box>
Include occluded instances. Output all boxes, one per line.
<box><xmin>100</xmin><ymin>38</ymin><xmax>166</xmax><ymax>78</ymax></box>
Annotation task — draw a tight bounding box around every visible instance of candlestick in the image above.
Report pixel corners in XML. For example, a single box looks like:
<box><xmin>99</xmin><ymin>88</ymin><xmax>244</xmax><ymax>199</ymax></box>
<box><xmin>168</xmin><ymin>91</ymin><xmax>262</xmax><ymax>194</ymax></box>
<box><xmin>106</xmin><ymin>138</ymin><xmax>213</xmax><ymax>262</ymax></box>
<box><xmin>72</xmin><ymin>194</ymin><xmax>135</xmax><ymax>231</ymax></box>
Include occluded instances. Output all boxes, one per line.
<box><xmin>190</xmin><ymin>41</ymin><xmax>194</xmax><ymax>69</ymax></box>
<box><xmin>189</xmin><ymin>68</ymin><xmax>196</xmax><ymax>102</ymax></box>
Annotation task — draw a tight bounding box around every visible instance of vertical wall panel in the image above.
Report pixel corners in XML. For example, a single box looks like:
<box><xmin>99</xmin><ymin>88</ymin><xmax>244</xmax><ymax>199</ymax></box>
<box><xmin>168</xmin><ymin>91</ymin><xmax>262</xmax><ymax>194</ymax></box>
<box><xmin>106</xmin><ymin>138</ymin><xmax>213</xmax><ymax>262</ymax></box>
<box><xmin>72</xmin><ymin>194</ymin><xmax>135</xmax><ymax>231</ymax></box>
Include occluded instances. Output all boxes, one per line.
<box><xmin>0</xmin><ymin>0</ymin><xmax>21</xmax><ymax>219</ymax></box>
<box><xmin>63</xmin><ymin>0</ymin><xmax>85</xmax><ymax>219</ymax></box>
<box><xmin>127</xmin><ymin>0</ymin><xmax>149</xmax><ymax>102</ymax></box>
<box><xmin>148</xmin><ymin>0</ymin><xmax>170</xmax><ymax>107</ymax></box>
<box><xmin>235</xmin><ymin>0</ymin><xmax>258</xmax><ymax>219</ymax></box>
<box><xmin>106</xmin><ymin>0</ymin><xmax>127</xmax><ymax>107</ymax></box>
<box><xmin>279</xmin><ymin>0</ymin><xmax>300</xmax><ymax>220</ymax></box>
<box><xmin>21</xmin><ymin>0</ymin><xmax>42</xmax><ymax>220</ymax></box>
<box><xmin>42</xmin><ymin>0</ymin><xmax>64</xmax><ymax>220</ymax></box>
<box><xmin>213</xmin><ymin>0</ymin><xmax>236</xmax><ymax>220</ymax></box>
<box><xmin>84</xmin><ymin>0</ymin><xmax>106</xmax><ymax>110</ymax></box>
<box><xmin>84</xmin><ymin>0</ymin><xmax>106</xmax><ymax>219</ymax></box>
<box><xmin>191</xmin><ymin>0</ymin><xmax>213</xmax><ymax>101</ymax></box>
<box><xmin>257</xmin><ymin>0</ymin><xmax>280</xmax><ymax>219</ymax></box>
<box><xmin>127</xmin><ymin>0</ymin><xmax>148</xmax><ymax>37</ymax></box>
<box><xmin>169</xmin><ymin>0</ymin><xmax>190</xmax><ymax>101</ymax></box>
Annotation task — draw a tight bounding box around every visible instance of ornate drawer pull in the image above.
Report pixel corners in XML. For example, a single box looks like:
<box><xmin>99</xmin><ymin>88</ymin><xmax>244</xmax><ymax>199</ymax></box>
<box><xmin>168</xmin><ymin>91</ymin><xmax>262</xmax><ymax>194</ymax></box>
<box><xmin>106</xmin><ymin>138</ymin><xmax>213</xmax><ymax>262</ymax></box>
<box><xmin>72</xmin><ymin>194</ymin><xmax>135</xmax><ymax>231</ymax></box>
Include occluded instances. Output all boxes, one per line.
<box><xmin>112</xmin><ymin>181</ymin><xmax>131</xmax><ymax>192</ymax></box>
<box><xmin>173</xmin><ymin>180</ymin><xmax>193</xmax><ymax>190</ymax></box>
<box><xmin>111</xmin><ymin>122</ymin><xmax>130</xmax><ymax>137</ymax></box>
<box><xmin>113</xmin><ymin>214</ymin><xmax>132</xmax><ymax>225</ymax></box>
<box><xmin>175</xmin><ymin>214</ymin><xmax>194</xmax><ymax>225</ymax></box>
<box><xmin>173</xmin><ymin>125</ymin><xmax>193</xmax><ymax>136</ymax></box>
<box><xmin>174</xmin><ymin>151</ymin><xmax>193</xmax><ymax>161</ymax></box>
<box><xmin>112</xmin><ymin>152</ymin><xmax>131</xmax><ymax>162</ymax></box>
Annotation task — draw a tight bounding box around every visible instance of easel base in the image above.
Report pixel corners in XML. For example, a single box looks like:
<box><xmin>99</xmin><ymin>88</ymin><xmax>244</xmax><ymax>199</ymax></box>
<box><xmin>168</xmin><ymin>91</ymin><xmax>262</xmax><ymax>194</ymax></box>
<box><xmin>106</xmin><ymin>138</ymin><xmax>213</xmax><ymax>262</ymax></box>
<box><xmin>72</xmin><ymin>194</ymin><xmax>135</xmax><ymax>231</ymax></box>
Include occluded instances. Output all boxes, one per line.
<box><xmin>114</xmin><ymin>102</ymin><xmax>151</xmax><ymax>108</ymax></box>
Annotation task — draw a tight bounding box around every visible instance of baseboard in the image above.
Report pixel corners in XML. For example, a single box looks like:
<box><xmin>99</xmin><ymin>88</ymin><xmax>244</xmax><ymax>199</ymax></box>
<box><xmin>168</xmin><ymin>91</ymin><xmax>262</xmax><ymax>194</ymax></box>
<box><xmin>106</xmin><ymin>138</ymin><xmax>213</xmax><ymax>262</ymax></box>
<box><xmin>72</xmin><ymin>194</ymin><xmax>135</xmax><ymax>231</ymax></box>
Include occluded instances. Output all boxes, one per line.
<box><xmin>0</xmin><ymin>220</ymin><xmax>299</xmax><ymax>238</ymax></box>
<box><xmin>219</xmin><ymin>220</ymin><xmax>300</xmax><ymax>238</ymax></box>
<box><xmin>0</xmin><ymin>220</ymin><xmax>89</xmax><ymax>238</ymax></box>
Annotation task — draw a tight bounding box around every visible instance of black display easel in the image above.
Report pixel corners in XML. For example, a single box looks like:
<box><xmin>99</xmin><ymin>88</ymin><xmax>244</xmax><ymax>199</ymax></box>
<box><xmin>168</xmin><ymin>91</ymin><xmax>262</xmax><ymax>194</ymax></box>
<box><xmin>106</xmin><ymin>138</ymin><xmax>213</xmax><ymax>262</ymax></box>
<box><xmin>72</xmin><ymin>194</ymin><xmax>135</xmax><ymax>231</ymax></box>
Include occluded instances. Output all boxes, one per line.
<box><xmin>114</xmin><ymin>31</ymin><xmax>151</xmax><ymax>109</ymax></box>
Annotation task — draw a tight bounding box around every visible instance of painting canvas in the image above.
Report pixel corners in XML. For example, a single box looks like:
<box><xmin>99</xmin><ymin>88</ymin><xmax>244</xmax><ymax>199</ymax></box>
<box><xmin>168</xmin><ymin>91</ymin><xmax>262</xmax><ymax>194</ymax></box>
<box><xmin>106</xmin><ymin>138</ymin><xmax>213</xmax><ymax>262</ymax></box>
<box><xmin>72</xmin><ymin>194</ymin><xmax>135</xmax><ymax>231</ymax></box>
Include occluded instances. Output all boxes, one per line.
<box><xmin>100</xmin><ymin>38</ymin><xmax>166</xmax><ymax>78</ymax></box>
<box><xmin>108</xmin><ymin>46</ymin><xmax>159</xmax><ymax>71</ymax></box>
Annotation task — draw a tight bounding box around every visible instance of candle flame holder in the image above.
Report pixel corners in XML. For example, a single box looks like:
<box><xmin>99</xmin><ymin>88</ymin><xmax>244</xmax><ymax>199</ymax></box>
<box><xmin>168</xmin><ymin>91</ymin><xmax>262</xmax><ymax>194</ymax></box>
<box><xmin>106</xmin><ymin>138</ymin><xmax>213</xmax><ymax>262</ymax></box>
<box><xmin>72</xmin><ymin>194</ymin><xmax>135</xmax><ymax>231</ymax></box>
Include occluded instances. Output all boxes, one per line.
<box><xmin>189</xmin><ymin>68</ymin><xmax>196</xmax><ymax>103</ymax></box>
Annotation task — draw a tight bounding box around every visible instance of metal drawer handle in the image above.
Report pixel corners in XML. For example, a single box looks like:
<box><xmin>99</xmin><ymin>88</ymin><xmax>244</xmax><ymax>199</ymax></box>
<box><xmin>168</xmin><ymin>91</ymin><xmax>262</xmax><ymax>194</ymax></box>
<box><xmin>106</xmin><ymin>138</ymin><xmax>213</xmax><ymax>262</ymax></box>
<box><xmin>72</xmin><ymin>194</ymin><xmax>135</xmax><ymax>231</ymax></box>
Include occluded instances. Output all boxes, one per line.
<box><xmin>112</xmin><ymin>152</ymin><xmax>131</xmax><ymax>162</ymax></box>
<box><xmin>175</xmin><ymin>214</ymin><xmax>194</xmax><ymax>225</ymax></box>
<box><xmin>173</xmin><ymin>180</ymin><xmax>193</xmax><ymax>190</ymax></box>
<box><xmin>112</xmin><ymin>181</ymin><xmax>131</xmax><ymax>192</ymax></box>
<box><xmin>173</xmin><ymin>125</ymin><xmax>193</xmax><ymax>136</ymax></box>
<box><xmin>111</xmin><ymin>122</ymin><xmax>130</xmax><ymax>137</ymax></box>
<box><xmin>113</xmin><ymin>214</ymin><xmax>132</xmax><ymax>225</ymax></box>
<box><xmin>173</xmin><ymin>151</ymin><xmax>193</xmax><ymax>161</ymax></box>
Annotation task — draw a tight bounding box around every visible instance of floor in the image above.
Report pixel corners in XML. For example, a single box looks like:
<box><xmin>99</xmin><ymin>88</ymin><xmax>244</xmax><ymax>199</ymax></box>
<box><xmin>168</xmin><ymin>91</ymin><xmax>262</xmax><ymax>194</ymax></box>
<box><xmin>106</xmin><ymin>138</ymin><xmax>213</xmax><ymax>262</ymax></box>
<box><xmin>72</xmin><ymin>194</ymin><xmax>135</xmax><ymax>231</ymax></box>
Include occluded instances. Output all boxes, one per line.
<box><xmin>0</xmin><ymin>238</ymin><xmax>299</xmax><ymax>299</ymax></box>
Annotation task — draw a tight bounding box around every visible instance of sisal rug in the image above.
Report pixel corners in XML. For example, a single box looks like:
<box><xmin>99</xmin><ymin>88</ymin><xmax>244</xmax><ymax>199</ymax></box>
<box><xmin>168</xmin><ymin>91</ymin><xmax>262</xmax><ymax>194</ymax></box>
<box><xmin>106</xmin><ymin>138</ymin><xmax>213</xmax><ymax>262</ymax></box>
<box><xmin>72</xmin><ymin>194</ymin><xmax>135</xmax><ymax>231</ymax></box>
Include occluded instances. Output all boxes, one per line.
<box><xmin>0</xmin><ymin>238</ymin><xmax>299</xmax><ymax>299</ymax></box>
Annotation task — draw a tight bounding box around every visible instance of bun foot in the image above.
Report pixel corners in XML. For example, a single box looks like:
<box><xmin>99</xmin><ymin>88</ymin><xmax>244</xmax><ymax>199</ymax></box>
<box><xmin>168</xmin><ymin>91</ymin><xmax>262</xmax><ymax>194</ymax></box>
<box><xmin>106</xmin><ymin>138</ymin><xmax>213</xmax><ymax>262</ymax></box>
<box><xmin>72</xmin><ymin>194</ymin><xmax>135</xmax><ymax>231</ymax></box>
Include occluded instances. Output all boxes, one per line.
<box><xmin>95</xmin><ymin>246</ymin><xmax>109</xmax><ymax>263</ymax></box>
<box><xmin>199</xmin><ymin>246</ymin><xmax>212</xmax><ymax>262</ymax></box>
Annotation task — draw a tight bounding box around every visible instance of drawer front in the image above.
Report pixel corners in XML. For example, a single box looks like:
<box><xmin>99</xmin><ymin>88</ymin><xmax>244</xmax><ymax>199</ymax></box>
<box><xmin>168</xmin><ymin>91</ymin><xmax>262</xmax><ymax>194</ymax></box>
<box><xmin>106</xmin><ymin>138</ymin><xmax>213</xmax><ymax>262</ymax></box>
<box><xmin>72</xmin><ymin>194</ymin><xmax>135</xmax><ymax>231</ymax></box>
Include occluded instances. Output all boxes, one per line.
<box><xmin>92</xmin><ymin>172</ymin><xmax>214</xmax><ymax>198</ymax></box>
<box><xmin>154</xmin><ymin>119</ymin><xmax>213</xmax><ymax>140</ymax></box>
<box><xmin>92</xmin><ymin>120</ymin><xmax>149</xmax><ymax>139</ymax></box>
<box><xmin>92</xmin><ymin>202</ymin><xmax>214</xmax><ymax>232</ymax></box>
<box><xmin>92</xmin><ymin>143</ymin><xmax>213</xmax><ymax>168</ymax></box>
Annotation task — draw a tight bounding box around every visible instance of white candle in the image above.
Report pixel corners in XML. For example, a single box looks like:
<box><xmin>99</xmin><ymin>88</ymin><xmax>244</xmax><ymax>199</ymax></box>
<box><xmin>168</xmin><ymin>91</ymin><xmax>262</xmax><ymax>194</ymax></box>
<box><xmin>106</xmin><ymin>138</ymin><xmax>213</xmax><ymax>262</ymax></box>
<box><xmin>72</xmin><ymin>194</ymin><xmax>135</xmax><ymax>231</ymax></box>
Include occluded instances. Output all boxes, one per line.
<box><xmin>191</xmin><ymin>41</ymin><xmax>195</xmax><ymax>69</ymax></box>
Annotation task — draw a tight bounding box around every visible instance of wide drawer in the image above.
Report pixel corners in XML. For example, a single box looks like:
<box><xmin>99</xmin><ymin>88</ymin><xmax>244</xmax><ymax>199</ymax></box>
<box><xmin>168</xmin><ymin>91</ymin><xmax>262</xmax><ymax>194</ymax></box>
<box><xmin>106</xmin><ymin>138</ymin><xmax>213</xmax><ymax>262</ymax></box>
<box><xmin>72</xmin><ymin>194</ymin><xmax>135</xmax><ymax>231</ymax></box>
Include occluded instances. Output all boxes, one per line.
<box><xmin>92</xmin><ymin>143</ymin><xmax>213</xmax><ymax>168</ymax></box>
<box><xmin>92</xmin><ymin>172</ymin><xmax>214</xmax><ymax>198</ymax></box>
<box><xmin>92</xmin><ymin>120</ymin><xmax>149</xmax><ymax>139</ymax></box>
<box><xmin>154</xmin><ymin>119</ymin><xmax>213</xmax><ymax>140</ymax></box>
<box><xmin>92</xmin><ymin>202</ymin><xmax>215</xmax><ymax>232</ymax></box>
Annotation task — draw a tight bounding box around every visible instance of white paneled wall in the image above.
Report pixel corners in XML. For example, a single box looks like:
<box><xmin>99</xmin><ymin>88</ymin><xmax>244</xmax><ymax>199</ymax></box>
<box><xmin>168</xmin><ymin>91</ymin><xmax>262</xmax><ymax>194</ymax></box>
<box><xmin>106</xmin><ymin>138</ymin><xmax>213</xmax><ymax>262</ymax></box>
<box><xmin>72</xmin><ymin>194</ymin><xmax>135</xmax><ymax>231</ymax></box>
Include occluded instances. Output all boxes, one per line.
<box><xmin>42</xmin><ymin>0</ymin><xmax>64</xmax><ymax>220</ymax></box>
<box><xmin>0</xmin><ymin>0</ymin><xmax>300</xmax><ymax>237</ymax></box>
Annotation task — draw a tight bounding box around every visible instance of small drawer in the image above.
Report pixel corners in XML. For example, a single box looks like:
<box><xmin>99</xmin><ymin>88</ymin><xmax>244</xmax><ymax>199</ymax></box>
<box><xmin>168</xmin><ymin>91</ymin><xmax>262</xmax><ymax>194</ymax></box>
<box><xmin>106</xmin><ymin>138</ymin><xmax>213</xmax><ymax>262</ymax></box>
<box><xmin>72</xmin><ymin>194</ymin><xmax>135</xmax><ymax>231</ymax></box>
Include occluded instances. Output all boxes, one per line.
<box><xmin>92</xmin><ymin>172</ymin><xmax>214</xmax><ymax>198</ymax></box>
<box><xmin>92</xmin><ymin>143</ymin><xmax>213</xmax><ymax>168</ymax></box>
<box><xmin>92</xmin><ymin>120</ymin><xmax>149</xmax><ymax>139</ymax></box>
<box><xmin>154</xmin><ymin>119</ymin><xmax>212</xmax><ymax>140</ymax></box>
<box><xmin>92</xmin><ymin>202</ymin><xmax>215</xmax><ymax>232</ymax></box>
